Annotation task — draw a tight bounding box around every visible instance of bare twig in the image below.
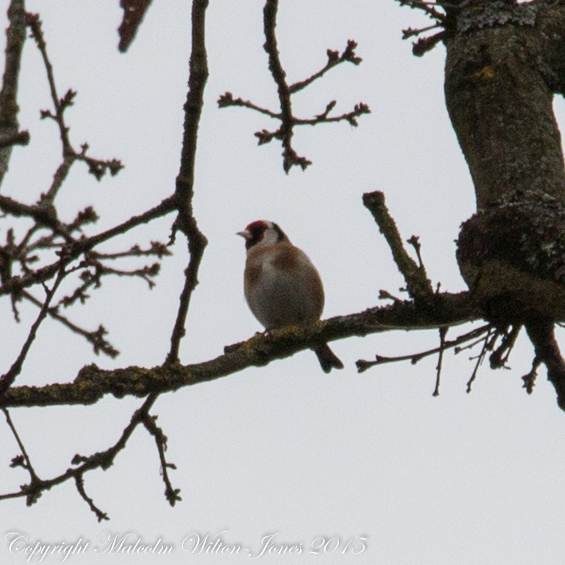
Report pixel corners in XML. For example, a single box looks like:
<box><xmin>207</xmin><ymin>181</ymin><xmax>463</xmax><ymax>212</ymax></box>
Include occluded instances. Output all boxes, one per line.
<box><xmin>526</xmin><ymin>317</ymin><xmax>565</xmax><ymax>410</ymax></box>
<box><xmin>263</xmin><ymin>0</ymin><xmax>308</xmax><ymax>172</ymax></box>
<box><xmin>403</xmin><ymin>23</ymin><xmax>442</xmax><ymax>39</ymax></box>
<box><xmin>0</xmin><ymin>394</ymin><xmax>159</xmax><ymax>519</ymax></box>
<box><xmin>363</xmin><ymin>191</ymin><xmax>434</xmax><ymax>301</ymax></box>
<box><xmin>141</xmin><ymin>413</ymin><xmax>181</xmax><ymax>506</ymax></box>
<box><xmin>433</xmin><ymin>327</ymin><xmax>448</xmax><ymax>396</ymax></box>
<box><xmin>27</xmin><ymin>13</ymin><xmax>72</xmax><ymax>155</ymax></box>
<box><xmin>396</xmin><ymin>0</ymin><xmax>446</xmax><ymax>22</ymax></box>
<box><xmin>0</xmin><ymin>196</ymin><xmax>176</xmax><ymax>298</ymax></box>
<box><xmin>379</xmin><ymin>289</ymin><xmax>403</xmax><ymax>303</ymax></box>
<box><xmin>407</xmin><ymin>235</ymin><xmax>425</xmax><ymax>269</ymax></box>
<box><xmin>167</xmin><ymin>0</ymin><xmax>210</xmax><ymax>365</ymax></box>
<box><xmin>522</xmin><ymin>356</ymin><xmax>541</xmax><ymax>394</ymax></box>
<box><xmin>356</xmin><ymin>323</ymin><xmax>489</xmax><ymax>373</ymax></box>
<box><xmin>294</xmin><ymin>102</ymin><xmax>370</xmax><ymax>127</ymax></box>
<box><xmin>87</xmin><ymin>196</ymin><xmax>176</xmax><ymax>248</ymax></box>
<box><xmin>75</xmin><ymin>474</ymin><xmax>109</xmax><ymax>522</ymax></box>
<box><xmin>289</xmin><ymin>40</ymin><xmax>362</xmax><ymax>94</ymax></box>
<box><xmin>489</xmin><ymin>324</ymin><xmax>522</xmax><ymax>369</ymax></box>
<box><xmin>217</xmin><ymin>92</ymin><xmax>280</xmax><ymax>118</ymax></box>
<box><xmin>466</xmin><ymin>327</ymin><xmax>494</xmax><ymax>393</ymax></box>
<box><xmin>219</xmin><ymin>5</ymin><xmax>368</xmax><ymax>171</ymax></box>
<box><xmin>22</xmin><ymin>290</ymin><xmax>119</xmax><ymax>358</ymax></box>
<box><xmin>3</xmin><ymin>408</ymin><xmax>40</xmax><ymax>486</ymax></box>
<box><xmin>0</xmin><ymin>264</ymin><xmax>66</xmax><ymax>396</ymax></box>
<box><xmin>395</xmin><ymin>0</ymin><xmax>447</xmax><ymax>56</ymax></box>
<box><xmin>27</xmin><ymin>13</ymin><xmax>124</xmax><ymax>199</ymax></box>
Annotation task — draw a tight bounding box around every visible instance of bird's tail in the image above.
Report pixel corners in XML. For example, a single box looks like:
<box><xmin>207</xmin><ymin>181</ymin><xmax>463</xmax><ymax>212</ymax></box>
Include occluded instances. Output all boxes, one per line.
<box><xmin>314</xmin><ymin>343</ymin><xmax>344</xmax><ymax>373</ymax></box>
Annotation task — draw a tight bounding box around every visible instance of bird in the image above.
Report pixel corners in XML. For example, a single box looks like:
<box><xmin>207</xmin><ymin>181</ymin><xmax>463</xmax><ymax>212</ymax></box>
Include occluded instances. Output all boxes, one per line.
<box><xmin>237</xmin><ymin>220</ymin><xmax>344</xmax><ymax>373</ymax></box>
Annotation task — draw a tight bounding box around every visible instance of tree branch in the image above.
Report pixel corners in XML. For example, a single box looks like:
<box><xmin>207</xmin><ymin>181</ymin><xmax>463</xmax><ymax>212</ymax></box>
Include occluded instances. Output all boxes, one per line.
<box><xmin>262</xmin><ymin>0</ymin><xmax>308</xmax><ymax>172</ymax></box>
<box><xmin>525</xmin><ymin>317</ymin><xmax>565</xmax><ymax>410</ymax></box>
<box><xmin>219</xmin><ymin>4</ymin><xmax>369</xmax><ymax>171</ymax></box>
<box><xmin>167</xmin><ymin>0</ymin><xmax>210</xmax><ymax>365</ymax></box>
<box><xmin>356</xmin><ymin>322</ymin><xmax>489</xmax><ymax>372</ymax></box>
<box><xmin>289</xmin><ymin>39</ymin><xmax>362</xmax><ymax>93</ymax></box>
<box><xmin>0</xmin><ymin>393</ymin><xmax>159</xmax><ymax>519</ymax></box>
<box><xmin>363</xmin><ymin>191</ymin><xmax>434</xmax><ymax>301</ymax></box>
<box><xmin>0</xmin><ymin>292</ymin><xmax>478</xmax><ymax>409</ymax></box>
<box><xmin>0</xmin><ymin>0</ymin><xmax>27</xmax><ymax>188</ymax></box>
<box><xmin>0</xmin><ymin>264</ymin><xmax>66</xmax><ymax>396</ymax></box>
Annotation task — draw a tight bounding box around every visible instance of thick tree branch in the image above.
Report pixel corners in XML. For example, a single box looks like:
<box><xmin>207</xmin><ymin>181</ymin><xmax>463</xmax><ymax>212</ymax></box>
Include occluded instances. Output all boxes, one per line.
<box><xmin>0</xmin><ymin>0</ymin><xmax>27</xmax><ymax>188</ymax></box>
<box><xmin>0</xmin><ymin>292</ymin><xmax>478</xmax><ymax>409</ymax></box>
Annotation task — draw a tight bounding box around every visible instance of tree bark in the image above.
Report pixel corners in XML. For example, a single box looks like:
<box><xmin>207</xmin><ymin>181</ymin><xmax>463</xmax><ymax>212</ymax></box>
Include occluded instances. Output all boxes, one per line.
<box><xmin>444</xmin><ymin>1</ymin><xmax>565</xmax><ymax>323</ymax></box>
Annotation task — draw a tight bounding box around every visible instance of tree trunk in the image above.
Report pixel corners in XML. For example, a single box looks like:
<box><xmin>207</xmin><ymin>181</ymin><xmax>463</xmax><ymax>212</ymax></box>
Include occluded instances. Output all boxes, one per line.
<box><xmin>445</xmin><ymin>1</ymin><xmax>565</xmax><ymax>322</ymax></box>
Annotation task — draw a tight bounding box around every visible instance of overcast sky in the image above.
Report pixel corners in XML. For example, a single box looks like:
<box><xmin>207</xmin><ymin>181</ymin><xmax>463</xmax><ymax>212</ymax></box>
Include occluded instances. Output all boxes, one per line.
<box><xmin>2</xmin><ymin>1</ymin><xmax>565</xmax><ymax>564</ymax></box>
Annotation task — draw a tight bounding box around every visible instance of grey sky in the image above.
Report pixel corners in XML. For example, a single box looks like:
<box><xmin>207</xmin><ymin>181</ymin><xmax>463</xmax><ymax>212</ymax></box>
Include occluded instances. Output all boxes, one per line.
<box><xmin>2</xmin><ymin>1</ymin><xmax>565</xmax><ymax>564</ymax></box>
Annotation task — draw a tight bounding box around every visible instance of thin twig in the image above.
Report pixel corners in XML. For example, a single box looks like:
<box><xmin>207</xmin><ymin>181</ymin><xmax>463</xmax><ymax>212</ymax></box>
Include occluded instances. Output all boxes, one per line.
<box><xmin>167</xmin><ymin>0</ymin><xmax>210</xmax><ymax>365</ymax></box>
<box><xmin>522</xmin><ymin>356</ymin><xmax>541</xmax><ymax>394</ymax></box>
<box><xmin>217</xmin><ymin>93</ymin><xmax>280</xmax><ymax>118</ymax></box>
<box><xmin>27</xmin><ymin>13</ymin><xmax>124</xmax><ymax>198</ymax></box>
<box><xmin>379</xmin><ymin>289</ymin><xmax>403</xmax><ymax>303</ymax></box>
<box><xmin>466</xmin><ymin>327</ymin><xmax>494</xmax><ymax>393</ymax></box>
<box><xmin>262</xmin><ymin>0</ymin><xmax>304</xmax><ymax>173</ymax></box>
<box><xmin>0</xmin><ymin>264</ymin><xmax>66</xmax><ymax>396</ymax></box>
<box><xmin>0</xmin><ymin>394</ymin><xmax>159</xmax><ymax>519</ymax></box>
<box><xmin>294</xmin><ymin>102</ymin><xmax>370</xmax><ymax>127</ymax></box>
<box><xmin>433</xmin><ymin>327</ymin><xmax>448</xmax><ymax>396</ymax></box>
<box><xmin>0</xmin><ymin>196</ymin><xmax>176</xmax><ymax>298</ymax></box>
<box><xmin>141</xmin><ymin>413</ymin><xmax>181</xmax><ymax>506</ymax></box>
<box><xmin>27</xmin><ymin>13</ymin><xmax>72</xmax><ymax>154</ymax></box>
<box><xmin>219</xmin><ymin>17</ymin><xmax>368</xmax><ymax>169</ymax></box>
<box><xmin>3</xmin><ymin>408</ymin><xmax>40</xmax><ymax>484</ymax></box>
<box><xmin>289</xmin><ymin>39</ymin><xmax>362</xmax><ymax>94</ymax></box>
<box><xmin>356</xmin><ymin>323</ymin><xmax>489</xmax><ymax>373</ymax></box>
<box><xmin>363</xmin><ymin>191</ymin><xmax>434</xmax><ymax>302</ymax></box>
<box><xmin>396</xmin><ymin>0</ymin><xmax>446</xmax><ymax>22</ymax></box>
<box><xmin>489</xmin><ymin>324</ymin><xmax>522</xmax><ymax>369</ymax></box>
<box><xmin>75</xmin><ymin>474</ymin><xmax>109</xmax><ymax>522</ymax></box>
<box><xmin>22</xmin><ymin>290</ymin><xmax>119</xmax><ymax>358</ymax></box>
